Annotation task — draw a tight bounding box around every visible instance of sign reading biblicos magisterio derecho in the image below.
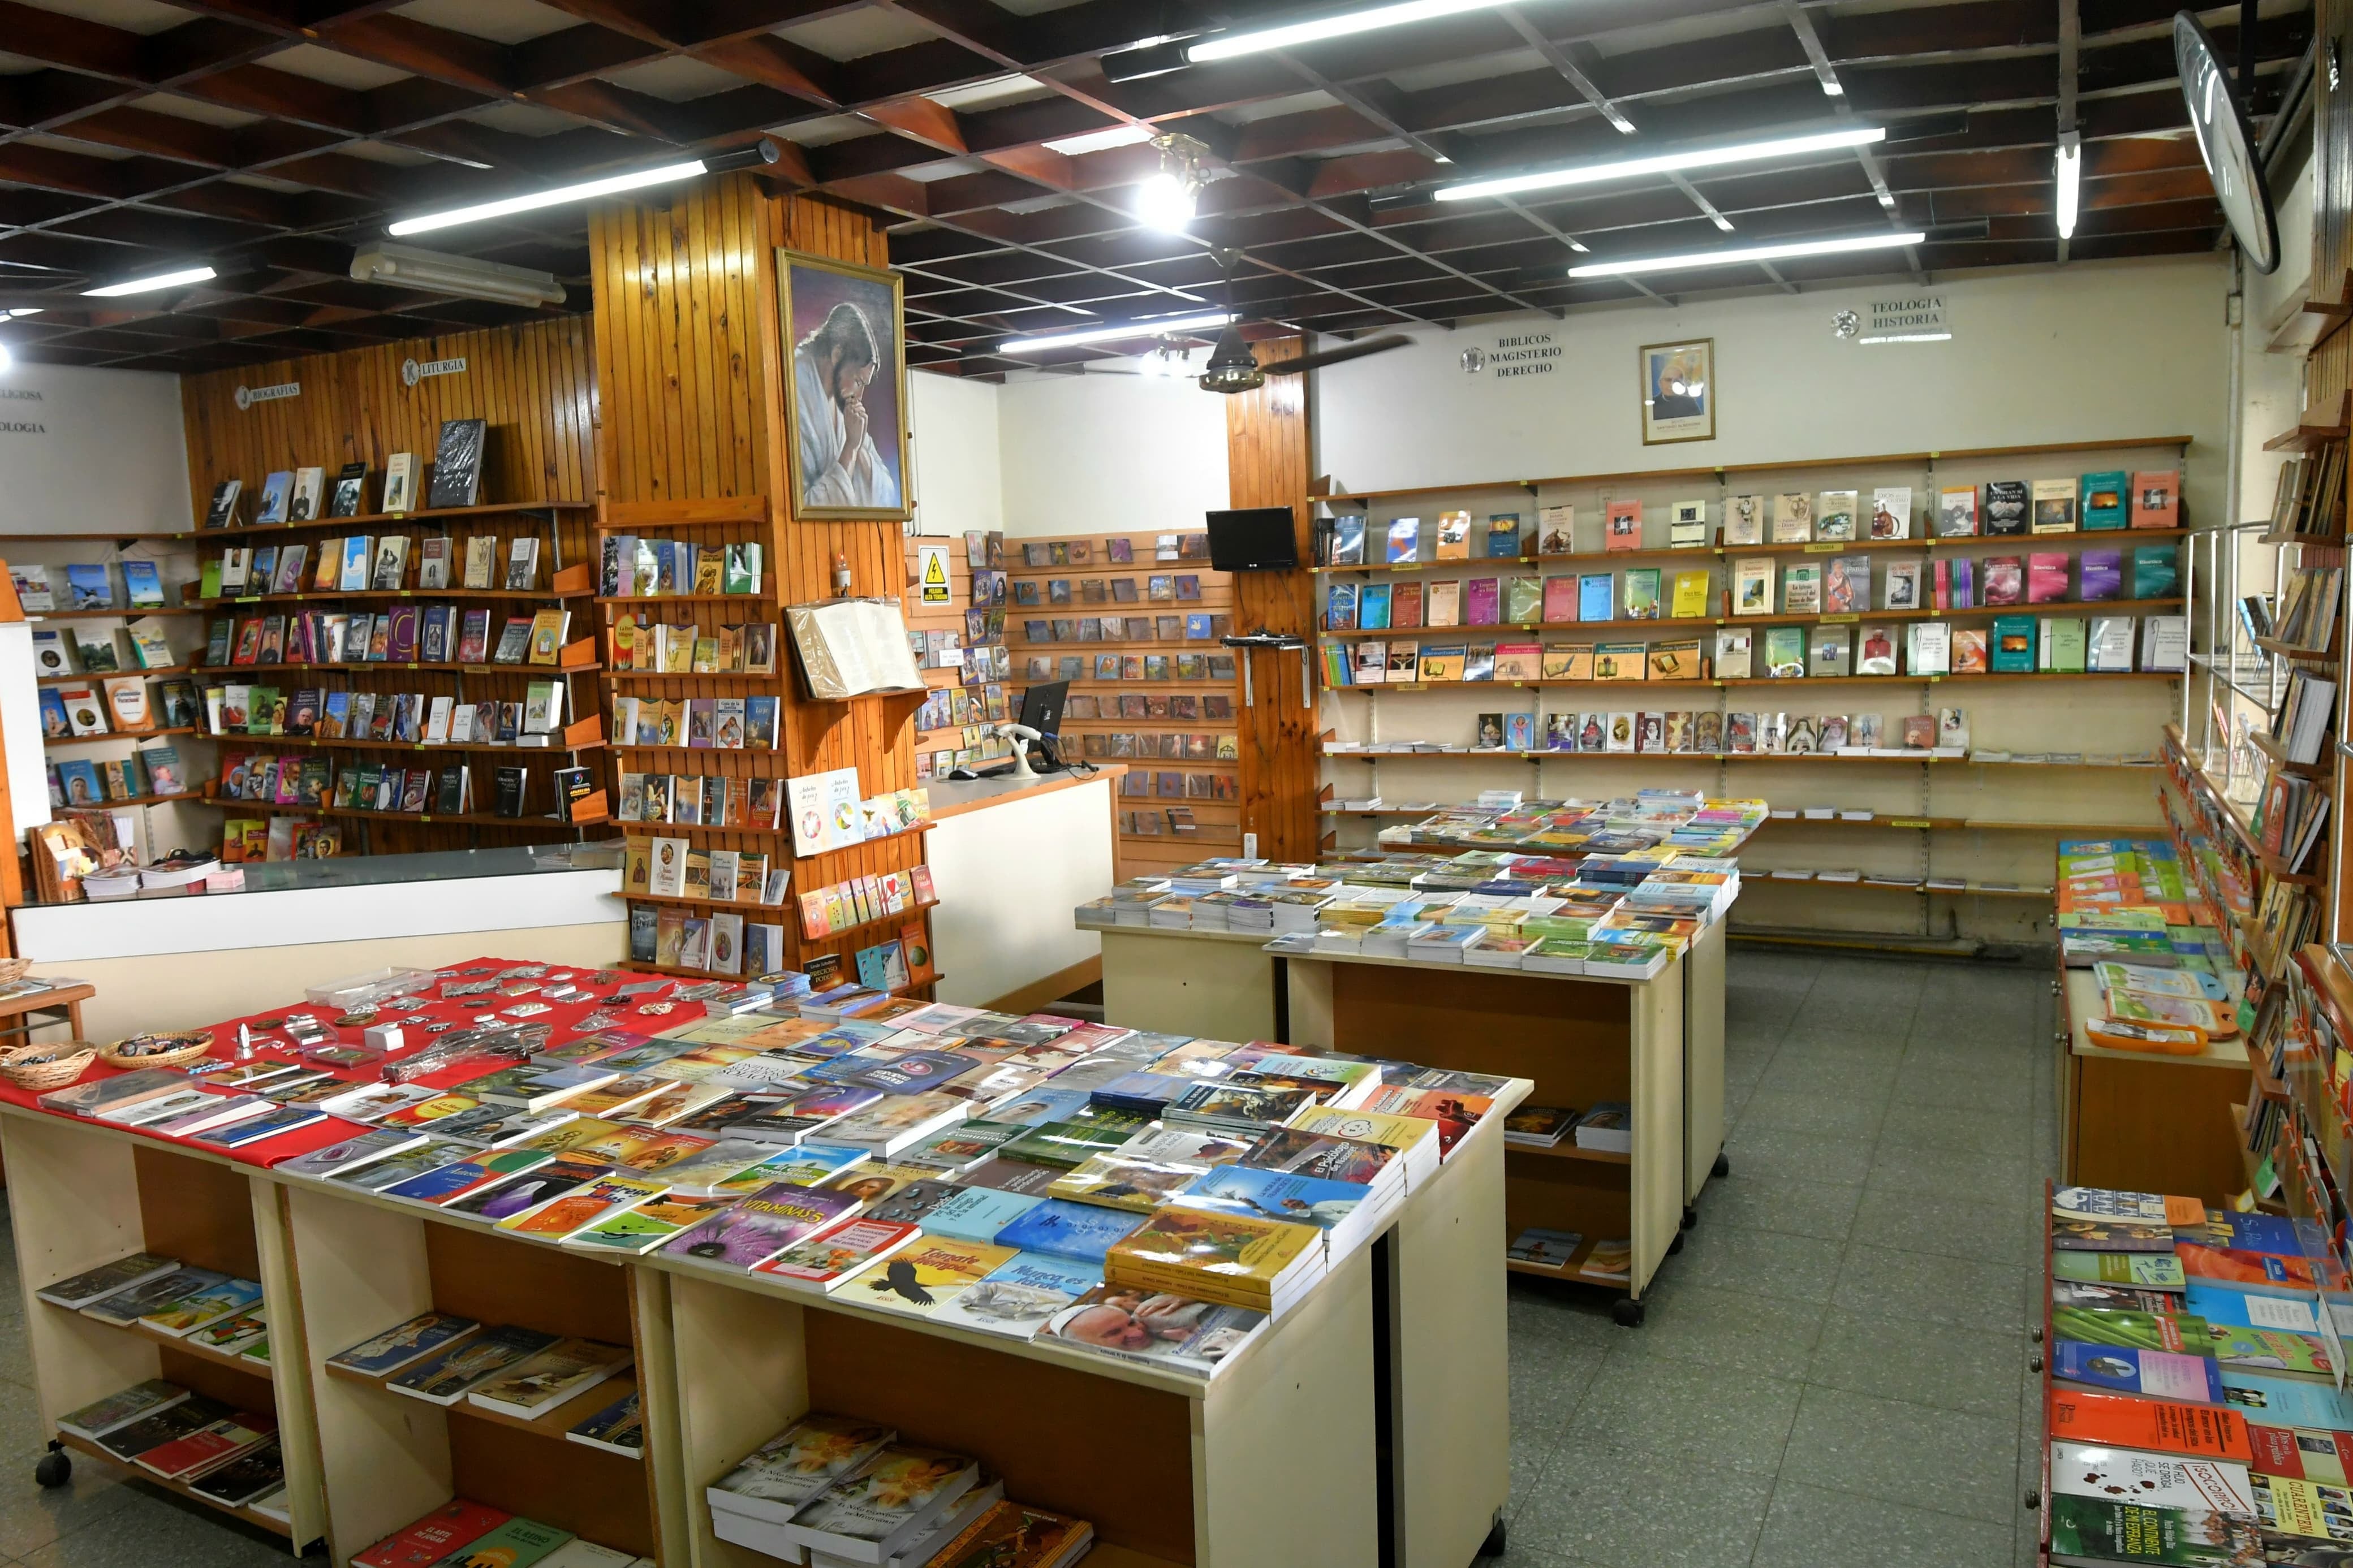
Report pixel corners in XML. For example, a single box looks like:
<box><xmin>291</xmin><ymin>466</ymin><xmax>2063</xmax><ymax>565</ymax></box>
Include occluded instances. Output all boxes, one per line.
<box><xmin>1460</xmin><ymin>330</ymin><xmax>1563</xmax><ymax>379</ymax></box>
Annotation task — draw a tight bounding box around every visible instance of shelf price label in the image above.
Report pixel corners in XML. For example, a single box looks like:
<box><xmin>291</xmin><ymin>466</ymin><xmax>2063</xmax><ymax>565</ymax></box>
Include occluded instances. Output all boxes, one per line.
<box><xmin>1887</xmin><ymin>818</ymin><xmax>1932</xmax><ymax>829</ymax></box>
<box><xmin>1803</xmin><ymin>542</ymin><xmax>1841</xmax><ymax>554</ymax></box>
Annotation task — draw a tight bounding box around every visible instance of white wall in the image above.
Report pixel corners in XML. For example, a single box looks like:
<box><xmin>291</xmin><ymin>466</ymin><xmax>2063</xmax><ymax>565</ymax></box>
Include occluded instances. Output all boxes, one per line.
<box><xmin>909</xmin><ymin>370</ymin><xmax>1003</xmax><ymax>538</ymax></box>
<box><xmin>0</xmin><ymin>362</ymin><xmax>191</xmax><ymax>534</ymax></box>
<box><xmin>1315</xmin><ymin>254</ymin><xmax>2234</xmax><ymax>526</ymax></box>
<box><xmin>0</xmin><ymin>361</ymin><xmax>196</xmax><ymax>856</ymax></box>
<box><xmin>995</xmin><ymin>365</ymin><xmax>1230</xmax><ymax>537</ymax></box>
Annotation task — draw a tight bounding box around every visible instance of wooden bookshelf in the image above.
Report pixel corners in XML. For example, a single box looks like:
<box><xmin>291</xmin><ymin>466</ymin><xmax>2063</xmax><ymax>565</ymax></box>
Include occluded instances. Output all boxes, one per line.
<box><xmin>179</xmin><ymin>499</ymin><xmax>596</xmax><ymax>543</ymax></box>
<box><xmin>193</xmin><ymin>660</ymin><xmax>604</xmax><ymax>679</ymax></box>
<box><xmin>56</xmin><ymin>1432</ymin><xmax>292</xmax><ymax>1536</ymax></box>
<box><xmin>49</xmin><ymin>725</ymin><xmax>199</xmax><ymax>746</ymax></box>
<box><xmin>34</xmin><ymin>606</ymin><xmax>204</xmax><ymax>619</ymax></box>
<box><xmin>40</xmin><ymin>664</ymin><xmax>197</xmax><ymax>685</ymax></box>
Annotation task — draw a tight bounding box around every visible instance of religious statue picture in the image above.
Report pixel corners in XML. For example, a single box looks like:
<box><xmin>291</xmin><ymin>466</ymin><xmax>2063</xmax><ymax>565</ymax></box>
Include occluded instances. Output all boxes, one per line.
<box><xmin>1639</xmin><ymin>337</ymin><xmax>1715</xmax><ymax>446</ymax></box>
<box><xmin>778</xmin><ymin>249</ymin><xmax>912</xmax><ymax>521</ymax></box>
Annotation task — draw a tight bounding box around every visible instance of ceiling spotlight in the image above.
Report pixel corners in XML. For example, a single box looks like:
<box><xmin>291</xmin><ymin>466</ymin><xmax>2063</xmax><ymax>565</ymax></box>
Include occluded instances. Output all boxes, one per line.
<box><xmin>1137</xmin><ymin>135</ymin><xmax>1206</xmax><ymax>232</ymax></box>
<box><xmin>1140</xmin><ymin>338</ymin><xmax>1197</xmax><ymax>377</ymax></box>
<box><xmin>387</xmin><ymin>140</ymin><xmax>781</xmax><ymax>237</ymax></box>
<box><xmin>83</xmin><ymin>265</ymin><xmax>216</xmax><ymax>297</ymax></box>
<box><xmin>351</xmin><ymin>243</ymin><xmax>566</xmax><ymax>308</ymax></box>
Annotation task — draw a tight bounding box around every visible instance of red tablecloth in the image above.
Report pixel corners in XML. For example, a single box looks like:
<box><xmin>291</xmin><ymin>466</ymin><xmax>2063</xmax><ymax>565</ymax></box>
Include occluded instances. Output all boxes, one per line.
<box><xmin>2</xmin><ymin>956</ymin><xmax>686</xmax><ymax>1169</ymax></box>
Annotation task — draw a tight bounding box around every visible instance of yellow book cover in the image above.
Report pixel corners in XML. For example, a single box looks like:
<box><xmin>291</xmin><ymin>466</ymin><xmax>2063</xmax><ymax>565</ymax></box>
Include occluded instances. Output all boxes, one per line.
<box><xmin>517</xmin><ymin>1116</ymin><xmax>629</xmax><ymax>1154</ymax></box>
<box><xmin>1106</xmin><ymin>1207</ymin><xmax>1321</xmax><ymax>1295</ymax></box>
<box><xmin>693</xmin><ymin>548</ymin><xmax>725</xmax><ymax>594</ymax></box>
<box><xmin>1291</xmin><ymin>1105</ymin><xmax>1439</xmax><ymax>1155</ymax></box>
<box><xmin>379</xmin><ymin>1094</ymin><xmax>480</xmax><ymax>1129</ymax></box>
<box><xmin>623</xmin><ymin>840</ymin><xmax>651</xmax><ymax>894</ymax></box>
<box><xmin>847</xmin><ymin>1237</ymin><xmax>1018</xmax><ymax>1317</ymax></box>
<box><xmin>1669</xmin><ymin>572</ymin><xmax>1711</xmax><ymax>618</ymax></box>
<box><xmin>610</xmin><ymin>618</ymin><xmax>637</xmax><ymax>671</ymax></box>
<box><xmin>527</xmin><ymin>609</ymin><xmax>566</xmax><ymax>664</ymax></box>
<box><xmin>1433</xmin><ymin>511</ymin><xmax>1472</xmax><ymax>560</ymax></box>
<box><xmin>1647</xmin><ymin>639</ymin><xmax>1702</xmax><ymax>681</ymax></box>
<box><xmin>499</xmin><ymin>1175</ymin><xmax>666</xmax><ymax>1236</ymax></box>
<box><xmin>1420</xmin><ymin>649</ymin><xmax>1464</xmax><ymax>681</ymax></box>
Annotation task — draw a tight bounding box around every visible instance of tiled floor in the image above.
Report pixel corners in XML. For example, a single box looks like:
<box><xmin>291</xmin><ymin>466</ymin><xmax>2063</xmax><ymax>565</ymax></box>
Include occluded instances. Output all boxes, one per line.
<box><xmin>0</xmin><ymin>948</ymin><xmax>2053</xmax><ymax>1567</ymax></box>
<box><xmin>1500</xmin><ymin>947</ymin><xmax>2058</xmax><ymax>1568</ymax></box>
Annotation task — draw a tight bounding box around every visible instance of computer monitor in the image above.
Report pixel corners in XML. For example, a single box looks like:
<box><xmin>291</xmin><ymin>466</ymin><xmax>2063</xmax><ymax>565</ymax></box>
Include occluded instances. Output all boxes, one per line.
<box><xmin>1206</xmin><ymin>506</ymin><xmax>1300</xmax><ymax>571</ymax></box>
<box><xmin>1018</xmin><ymin>680</ymin><xmax>1069</xmax><ymax>768</ymax></box>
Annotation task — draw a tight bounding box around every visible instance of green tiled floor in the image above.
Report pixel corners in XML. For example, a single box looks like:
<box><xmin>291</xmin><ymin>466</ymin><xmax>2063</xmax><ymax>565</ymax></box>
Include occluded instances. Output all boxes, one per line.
<box><xmin>1498</xmin><ymin>949</ymin><xmax>2055</xmax><ymax>1568</ymax></box>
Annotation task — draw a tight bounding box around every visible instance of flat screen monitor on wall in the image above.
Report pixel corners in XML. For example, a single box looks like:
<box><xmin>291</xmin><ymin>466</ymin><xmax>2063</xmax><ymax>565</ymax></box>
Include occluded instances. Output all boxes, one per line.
<box><xmin>1206</xmin><ymin>507</ymin><xmax>1299</xmax><ymax>572</ymax></box>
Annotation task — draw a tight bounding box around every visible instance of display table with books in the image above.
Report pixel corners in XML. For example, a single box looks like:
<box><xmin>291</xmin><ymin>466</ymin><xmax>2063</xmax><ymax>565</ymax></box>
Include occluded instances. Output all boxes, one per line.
<box><xmin>0</xmin><ymin>956</ymin><xmax>1532</xmax><ymax>1568</ymax></box>
<box><xmin>2032</xmin><ymin>1181</ymin><xmax>2353</xmax><ymax>1567</ymax></box>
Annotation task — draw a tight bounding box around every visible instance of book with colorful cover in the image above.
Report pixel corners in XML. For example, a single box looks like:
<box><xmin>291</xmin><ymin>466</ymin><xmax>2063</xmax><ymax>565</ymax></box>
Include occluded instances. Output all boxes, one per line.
<box><xmin>352</xmin><ymin>1500</ymin><xmax>511</xmax><ymax>1568</ymax></box>
<box><xmin>386</xmin><ymin>1325</ymin><xmax>559</xmax><ymax>1405</ymax></box>
<box><xmin>755</xmin><ymin>1217</ymin><xmax>923</xmax><ymax>1290</ymax></box>
<box><xmin>2046</xmin><ymin>1497</ymin><xmax>2260</xmax><ymax>1566</ymax></box>
<box><xmin>842</xmin><ymin>1236</ymin><xmax>1018</xmax><ymax>1318</ymax></box>
<box><xmin>988</xmin><ymin>1198</ymin><xmax>1143</xmax><ymax>1263</ymax></box>
<box><xmin>925</xmin><ymin>1250</ymin><xmax>1104</xmax><ymax>1337</ymax></box>
<box><xmin>2045</xmin><ymin>1390</ymin><xmax>2251</xmax><ymax>1459</ymax></box>
<box><xmin>1104</xmin><ymin>1207</ymin><xmax>1323</xmax><ymax>1311</ymax></box>
<box><xmin>329</xmin><ymin>1313</ymin><xmax>482</xmax><ymax>1378</ymax></box>
<box><xmin>660</xmin><ymin>1182</ymin><xmax>860</xmax><ymax>1271</ymax></box>
<box><xmin>2050</xmin><ymin>1341</ymin><xmax>2223</xmax><ymax>1401</ymax></box>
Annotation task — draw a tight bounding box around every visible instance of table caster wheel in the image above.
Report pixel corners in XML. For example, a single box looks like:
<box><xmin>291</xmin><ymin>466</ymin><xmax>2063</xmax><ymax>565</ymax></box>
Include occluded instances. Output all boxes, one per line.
<box><xmin>1713</xmin><ymin>1152</ymin><xmax>1731</xmax><ymax>1178</ymax></box>
<box><xmin>1669</xmin><ymin>1232</ymin><xmax>1685</xmax><ymax>1255</ymax></box>
<box><xmin>1478</xmin><ymin>1515</ymin><xmax>1507</xmax><ymax>1557</ymax></box>
<box><xmin>1681</xmin><ymin>1204</ymin><xmax>1698</xmax><ymax>1230</ymax></box>
<box><xmin>34</xmin><ymin>1446</ymin><xmax>69</xmax><ymax>1488</ymax></box>
<box><xmin>1611</xmin><ymin>1298</ymin><xmax>1646</xmax><ymax>1328</ymax></box>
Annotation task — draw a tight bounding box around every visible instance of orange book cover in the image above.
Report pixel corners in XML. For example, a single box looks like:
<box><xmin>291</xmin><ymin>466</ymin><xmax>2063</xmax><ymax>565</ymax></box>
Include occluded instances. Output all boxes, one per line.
<box><xmin>898</xmin><ymin>921</ymin><xmax>937</xmax><ymax>986</ymax></box>
<box><xmin>2049</xmin><ymin>1389</ymin><xmax>2251</xmax><ymax>1461</ymax></box>
<box><xmin>2130</xmin><ymin>470</ymin><xmax>2181</xmax><ymax>529</ymax></box>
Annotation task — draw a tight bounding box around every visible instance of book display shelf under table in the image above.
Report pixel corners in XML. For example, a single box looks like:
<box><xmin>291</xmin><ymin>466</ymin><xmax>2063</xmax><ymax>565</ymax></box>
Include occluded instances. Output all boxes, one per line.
<box><xmin>1315</xmin><ymin>436</ymin><xmax>2191</xmax><ymax>942</ymax></box>
<box><xmin>1001</xmin><ymin>530</ymin><xmax>1243</xmax><ymax>879</ymax></box>
<box><xmin>0</xmin><ymin>955</ymin><xmax>1533</xmax><ymax>1568</ymax></box>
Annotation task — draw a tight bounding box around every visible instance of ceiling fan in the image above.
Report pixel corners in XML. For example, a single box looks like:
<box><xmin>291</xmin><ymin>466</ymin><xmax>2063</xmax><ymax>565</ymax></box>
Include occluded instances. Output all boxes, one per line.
<box><xmin>1193</xmin><ymin>248</ymin><xmax>1410</xmax><ymax>394</ymax></box>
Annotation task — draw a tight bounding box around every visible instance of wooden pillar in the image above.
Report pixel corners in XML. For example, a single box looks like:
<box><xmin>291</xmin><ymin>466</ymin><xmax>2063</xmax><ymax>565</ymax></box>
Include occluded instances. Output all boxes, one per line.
<box><xmin>1225</xmin><ymin>338</ymin><xmax>1320</xmax><ymax>865</ymax></box>
<box><xmin>588</xmin><ymin>174</ymin><xmax>927</xmax><ymax>983</ymax></box>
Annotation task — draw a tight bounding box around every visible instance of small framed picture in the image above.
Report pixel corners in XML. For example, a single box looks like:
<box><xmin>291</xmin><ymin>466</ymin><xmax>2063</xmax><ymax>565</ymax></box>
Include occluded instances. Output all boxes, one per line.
<box><xmin>1640</xmin><ymin>337</ymin><xmax>1715</xmax><ymax>446</ymax></box>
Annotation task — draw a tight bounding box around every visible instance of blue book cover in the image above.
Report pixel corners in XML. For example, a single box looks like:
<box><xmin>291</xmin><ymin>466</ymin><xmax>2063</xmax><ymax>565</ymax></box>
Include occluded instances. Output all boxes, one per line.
<box><xmin>2080</xmin><ymin>469</ymin><xmax>2128</xmax><ymax>530</ymax></box>
<box><xmin>2200</xmin><ymin>1211</ymin><xmax>2313</xmax><ymax>1254</ymax></box>
<box><xmin>1359</xmin><ymin>584</ymin><xmax>1391</xmax><ymax>630</ymax></box>
<box><xmin>1577</xmin><ymin>574</ymin><xmax>1613</xmax><ymax>622</ymax></box>
<box><xmin>989</xmin><ymin>1198</ymin><xmax>1141</xmax><ymax>1262</ymax></box>
<box><xmin>195</xmin><ymin>1106</ymin><xmax>325</xmax><ymax>1147</ymax></box>
<box><xmin>2221</xmin><ymin>1368</ymin><xmax>2353</xmax><ymax>1426</ymax></box>
<box><xmin>984</xmin><ymin>1086</ymin><xmax>1093</xmax><ymax>1127</ymax></box>
<box><xmin>255</xmin><ymin>471</ymin><xmax>293</xmax><ymax>525</ymax></box>
<box><xmin>933</xmin><ymin>1251</ymin><xmax>1103</xmax><ymax>1333</ymax></box>
<box><xmin>1990</xmin><ymin>615</ymin><xmax>2036</xmax><ymax>672</ymax></box>
<box><xmin>121</xmin><ymin>560</ymin><xmax>164</xmax><ymax>608</ymax></box>
<box><xmin>1325</xmin><ymin>583</ymin><xmax>1358</xmax><ymax>631</ymax></box>
<box><xmin>56</xmin><ymin>759</ymin><xmax>104</xmax><ymax>808</ymax></box>
<box><xmin>1174</xmin><ymin>1165</ymin><xmax>1371</xmax><ymax>1232</ymax></box>
<box><xmin>1505</xmin><ymin>713</ymin><xmax>1536</xmax><ymax>751</ymax></box>
<box><xmin>64</xmin><ymin>564</ymin><xmax>113</xmax><ymax>611</ymax></box>
<box><xmin>37</xmin><ymin>688</ymin><xmax>69</xmax><ymax>738</ymax></box>
<box><xmin>1184</xmin><ymin>612</ymin><xmax>1212</xmax><ymax>640</ymax></box>
<box><xmin>382</xmin><ymin>1159</ymin><xmax>499</xmax><ymax>1202</ymax></box>
<box><xmin>2133</xmin><ymin>546</ymin><xmax>2178</xmax><ymax>599</ymax></box>
<box><xmin>2183</xmin><ymin>1283</ymin><xmax>2318</xmax><ymax>1333</ymax></box>
<box><xmin>919</xmin><ymin>1186</ymin><xmax>1045</xmax><ymax>1242</ymax></box>
<box><xmin>2052</xmin><ymin>1341</ymin><xmax>2223</xmax><ymax>1401</ymax></box>
<box><xmin>1485</xmin><ymin>514</ymin><xmax>1521</xmax><ymax>558</ymax></box>
<box><xmin>339</xmin><ymin>537</ymin><xmax>370</xmax><ymax>590</ymax></box>
<box><xmin>327</xmin><ymin>1312</ymin><xmax>481</xmax><ymax>1376</ymax></box>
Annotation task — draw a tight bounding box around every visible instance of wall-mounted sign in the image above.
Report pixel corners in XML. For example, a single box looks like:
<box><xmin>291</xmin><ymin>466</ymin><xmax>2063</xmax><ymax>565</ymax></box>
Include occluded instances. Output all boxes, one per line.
<box><xmin>232</xmin><ymin>382</ymin><xmax>300</xmax><ymax>409</ymax></box>
<box><xmin>402</xmin><ymin>357</ymin><xmax>466</xmax><ymax>386</ymax></box>
<box><xmin>0</xmin><ymin>386</ymin><xmax>45</xmax><ymax>434</ymax></box>
<box><xmin>1461</xmin><ymin>331</ymin><xmax>1561</xmax><ymax>379</ymax></box>
<box><xmin>917</xmin><ymin>542</ymin><xmax>951</xmax><ymax>604</ymax></box>
<box><xmin>1837</xmin><ymin>296</ymin><xmax>1951</xmax><ymax>345</ymax></box>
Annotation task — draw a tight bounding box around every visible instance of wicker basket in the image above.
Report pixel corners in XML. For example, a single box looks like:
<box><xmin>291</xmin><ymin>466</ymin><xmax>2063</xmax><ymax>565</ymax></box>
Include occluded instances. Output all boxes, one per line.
<box><xmin>0</xmin><ymin>1044</ymin><xmax>95</xmax><ymax>1091</ymax></box>
<box><xmin>97</xmin><ymin>1031</ymin><xmax>215</xmax><ymax>1071</ymax></box>
<box><xmin>0</xmin><ymin>958</ymin><xmax>34</xmax><ymax>986</ymax></box>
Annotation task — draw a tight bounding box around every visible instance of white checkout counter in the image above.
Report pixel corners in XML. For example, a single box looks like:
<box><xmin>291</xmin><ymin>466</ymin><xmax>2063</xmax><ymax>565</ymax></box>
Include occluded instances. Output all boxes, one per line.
<box><xmin>923</xmin><ymin>763</ymin><xmax>1121</xmax><ymax>1011</ymax></box>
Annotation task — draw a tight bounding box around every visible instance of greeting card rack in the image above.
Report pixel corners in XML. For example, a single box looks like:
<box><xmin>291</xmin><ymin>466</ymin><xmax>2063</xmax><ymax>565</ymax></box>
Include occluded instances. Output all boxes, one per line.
<box><xmin>1002</xmin><ymin>530</ymin><xmax>1244</xmax><ymax>882</ymax></box>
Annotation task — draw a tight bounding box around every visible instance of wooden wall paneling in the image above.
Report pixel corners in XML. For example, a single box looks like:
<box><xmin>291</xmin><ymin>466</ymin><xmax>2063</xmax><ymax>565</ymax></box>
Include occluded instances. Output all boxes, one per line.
<box><xmin>178</xmin><ymin>319</ymin><xmax>607</xmax><ymax>859</ymax></box>
<box><xmin>1224</xmin><ymin>339</ymin><xmax>1320</xmax><ymax>864</ymax></box>
<box><xmin>591</xmin><ymin>176</ymin><xmax>930</xmax><ymax>988</ymax></box>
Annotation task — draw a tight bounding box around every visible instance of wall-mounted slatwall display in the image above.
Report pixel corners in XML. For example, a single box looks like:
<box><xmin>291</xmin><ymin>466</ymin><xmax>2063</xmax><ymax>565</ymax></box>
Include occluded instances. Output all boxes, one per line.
<box><xmin>173</xmin><ymin>319</ymin><xmax>606</xmax><ymax>862</ymax></box>
<box><xmin>15</xmin><ymin>534</ymin><xmax>212</xmax><ymax>867</ymax></box>
<box><xmin>1005</xmin><ymin>530</ymin><xmax>1244</xmax><ymax>877</ymax></box>
<box><xmin>904</xmin><ymin>532</ymin><xmax>1014</xmax><ymax>779</ymax></box>
<box><xmin>1315</xmin><ymin>437</ymin><xmax>2190</xmax><ymax>941</ymax></box>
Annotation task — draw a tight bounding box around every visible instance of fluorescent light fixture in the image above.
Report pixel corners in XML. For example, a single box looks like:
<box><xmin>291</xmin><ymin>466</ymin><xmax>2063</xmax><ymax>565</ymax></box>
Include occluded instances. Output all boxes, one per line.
<box><xmin>387</xmin><ymin>141</ymin><xmax>779</xmax><ymax>237</ymax></box>
<box><xmin>83</xmin><ymin>265</ymin><xmax>216</xmax><ymax>297</ymax></box>
<box><xmin>1822</xmin><ymin>80</ymin><xmax>1845</xmax><ymax>96</ymax></box>
<box><xmin>351</xmin><ymin>242</ymin><xmax>566</xmax><ymax>308</ymax></box>
<box><xmin>1859</xmin><ymin>331</ymin><xmax>1953</xmax><ymax>344</ymax></box>
<box><xmin>1045</xmin><ymin>125</ymin><xmax>1156</xmax><ymax>155</ymax></box>
<box><xmin>0</xmin><ymin>340</ymin><xmax>11</xmax><ymax>373</ymax></box>
<box><xmin>2055</xmin><ymin>130</ymin><xmax>2082</xmax><ymax>239</ymax></box>
<box><xmin>1568</xmin><ymin>230</ymin><xmax>1925</xmax><ymax>278</ymax></box>
<box><xmin>1000</xmin><ymin>312</ymin><xmax>1233</xmax><ymax>353</ymax></box>
<box><xmin>1189</xmin><ymin>0</ymin><xmax>1520</xmax><ymax>61</ymax></box>
<box><xmin>1435</xmin><ymin>126</ymin><xmax>1887</xmax><ymax>202</ymax></box>
<box><xmin>6</xmin><ymin>307</ymin><xmax>40</xmax><ymax>317</ymax></box>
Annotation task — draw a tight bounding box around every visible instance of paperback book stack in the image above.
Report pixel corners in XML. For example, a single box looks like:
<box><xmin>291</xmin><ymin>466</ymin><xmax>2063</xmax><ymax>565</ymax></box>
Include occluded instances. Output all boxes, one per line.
<box><xmin>2037</xmin><ymin>1183</ymin><xmax>2353</xmax><ymax>1567</ymax></box>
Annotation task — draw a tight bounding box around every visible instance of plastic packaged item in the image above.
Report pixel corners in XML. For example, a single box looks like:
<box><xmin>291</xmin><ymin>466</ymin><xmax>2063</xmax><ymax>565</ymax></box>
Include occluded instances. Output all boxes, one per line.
<box><xmin>305</xmin><ymin>966</ymin><xmax>436</xmax><ymax>1012</ymax></box>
